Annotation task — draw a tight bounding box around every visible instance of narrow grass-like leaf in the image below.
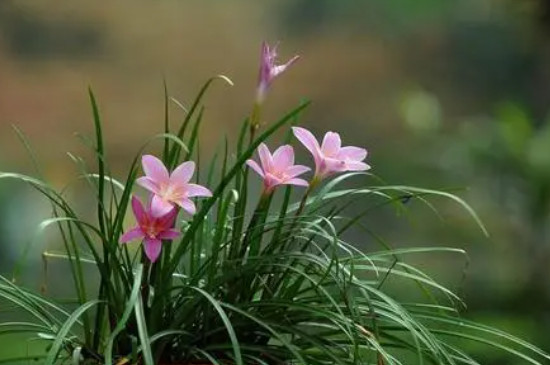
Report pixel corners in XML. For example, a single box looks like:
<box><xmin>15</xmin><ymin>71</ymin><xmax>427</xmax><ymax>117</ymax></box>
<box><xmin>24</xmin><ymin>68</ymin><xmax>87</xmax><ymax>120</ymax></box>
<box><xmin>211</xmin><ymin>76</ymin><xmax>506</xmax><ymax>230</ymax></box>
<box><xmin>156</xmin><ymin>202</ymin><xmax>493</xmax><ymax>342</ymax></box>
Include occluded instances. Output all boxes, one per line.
<box><xmin>134</xmin><ymin>292</ymin><xmax>154</xmax><ymax>365</ymax></box>
<box><xmin>104</xmin><ymin>264</ymin><xmax>144</xmax><ymax>365</ymax></box>
<box><xmin>191</xmin><ymin>287</ymin><xmax>243</xmax><ymax>365</ymax></box>
<box><xmin>45</xmin><ymin>300</ymin><xmax>102</xmax><ymax>365</ymax></box>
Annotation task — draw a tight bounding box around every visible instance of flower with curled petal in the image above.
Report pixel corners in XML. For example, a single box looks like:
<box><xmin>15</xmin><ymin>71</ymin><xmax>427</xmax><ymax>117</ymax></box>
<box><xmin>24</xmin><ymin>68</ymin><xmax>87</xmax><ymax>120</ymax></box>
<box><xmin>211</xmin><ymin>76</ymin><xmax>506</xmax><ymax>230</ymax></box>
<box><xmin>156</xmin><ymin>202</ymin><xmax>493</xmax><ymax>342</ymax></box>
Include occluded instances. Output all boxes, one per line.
<box><xmin>292</xmin><ymin>127</ymin><xmax>370</xmax><ymax>180</ymax></box>
<box><xmin>246</xmin><ymin>143</ymin><xmax>310</xmax><ymax>194</ymax></box>
<box><xmin>136</xmin><ymin>155</ymin><xmax>212</xmax><ymax>217</ymax></box>
<box><xmin>256</xmin><ymin>42</ymin><xmax>299</xmax><ymax>103</ymax></box>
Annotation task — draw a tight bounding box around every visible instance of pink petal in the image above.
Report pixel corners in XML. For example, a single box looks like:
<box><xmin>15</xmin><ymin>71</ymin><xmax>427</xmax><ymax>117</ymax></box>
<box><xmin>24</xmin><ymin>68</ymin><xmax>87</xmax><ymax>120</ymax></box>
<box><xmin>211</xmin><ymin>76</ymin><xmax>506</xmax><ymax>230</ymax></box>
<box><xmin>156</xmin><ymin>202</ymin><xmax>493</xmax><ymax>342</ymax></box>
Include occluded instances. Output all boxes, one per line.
<box><xmin>261</xmin><ymin>41</ymin><xmax>270</xmax><ymax>58</ymax></box>
<box><xmin>323</xmin><ymin>158</ymin><xmax>347</xmax><ymax>174</ymax></box>
<box><xmin>267</xmin><ymin>42</ymin><xmax>278</xmax><ymax>60</ymax></box>
<box><xmin>136</xmin><ymin>177</ymin><xmax>160</xmax><ymax>195</ymax></box>
<box><xmin>259</xmin><ymin>42</ymin><xmax>271</xmax><ymax>83</ymax></box>
<box><xmin>131</xmin><ymin>196</ymin><xmax>147</xmax><ymax>225</ymax></box>
<box><xmin>272</xmin><ymin>145</ymin><xmax>295</xmax><ymax>171</ymax></box>
<box><xmin>144</xmin><ymin>238</ymin><xmax>162</xmax><ymax>263</ymax></box>
<box><xmin>142</xmin><ymin>155</ymin><xmax>169</xmax><ymax>184</ymax></box>
<box><xmin>271</xmin><ymin>55</ymin><xmax>300</xmax><ymax>78</ymax></box>
<box><xmin>284</xmin><ymin>165</ymin><xmax>310</xmax><ymax>178</ymax></box>
<box><xmin>177</xmin><ymin>198</ymin><xmax>196</xmax><ymax>215</ymax></box>
<box><xmin>157</xmin><ymin>229</ymin><xmax>180</xmax><ymax>241</ymax></box>
<box><xmin>150</xmin><ymin>195</ymin><xmax>175</xmax><ymax>217</ymax></box>
<box><xmin>286</xmin><ymin>55</ymin><xmax>300</xmax><ymax>67</ymax></box>
<box><xmin>292</xmin><ymin>127</ymin><xmax>321</xmax><ymax>156</ymax></box>
<box><xmin>157</xmin><ymin>207</ymin><xmax>178</xmax><ymax>228</ymax></box>
<box><xmin>321</xmin><ymin>132</ymin><xmax>342</xmax><ymax>156</ymax></box>
<box><xmin>258</xmin><ymin>143</ymin><xmax>273</xmax><ymax>172</ymax></box>
<box><xmin>119</xmin><ymin>227</ymin><xmax>144</xmax><ymax>243</ymax></box>
<box><xmin>338</xmin><ymin>146</ymin><xmax>367</xmax><ymax>161</ymax></box>
<box><xmin>246</xmin><ymin>159</ymin><xmax>265</xmax><ymax>177</ymax></box>
<box><xmin>345</xmin><ymin>161</ymin><xmax>371</xmax><ymax>171</ymax></box>
<box><xmin>185</xmin><ymin>183</ymin><xmax>212</xmax><ymax>198</ymax></box>
<box><xmin>264</xmin><ymin>173</ymin><xmax>283</xmax><ymax>191</ymax></box>
<box><xmin>284</xmin><ymin>178</ymin><xmax>309</xmax><ymax>187</ymax></box>
<box><xmin>171</xmin><ymin>161</ymin><xmax>195</xmax><ymax>184</ymax></box>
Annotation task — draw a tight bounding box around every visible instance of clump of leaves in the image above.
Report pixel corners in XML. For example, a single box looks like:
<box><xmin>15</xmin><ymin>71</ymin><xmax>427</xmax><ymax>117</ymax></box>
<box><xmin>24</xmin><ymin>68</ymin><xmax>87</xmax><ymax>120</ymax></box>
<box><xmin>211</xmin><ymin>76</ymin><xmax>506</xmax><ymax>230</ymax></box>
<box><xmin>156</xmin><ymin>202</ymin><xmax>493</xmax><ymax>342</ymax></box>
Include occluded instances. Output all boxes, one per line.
<box><xmin>0</xmin><ymin>45</ymin><xmax>548</xmax><ymax>365</ymax></box>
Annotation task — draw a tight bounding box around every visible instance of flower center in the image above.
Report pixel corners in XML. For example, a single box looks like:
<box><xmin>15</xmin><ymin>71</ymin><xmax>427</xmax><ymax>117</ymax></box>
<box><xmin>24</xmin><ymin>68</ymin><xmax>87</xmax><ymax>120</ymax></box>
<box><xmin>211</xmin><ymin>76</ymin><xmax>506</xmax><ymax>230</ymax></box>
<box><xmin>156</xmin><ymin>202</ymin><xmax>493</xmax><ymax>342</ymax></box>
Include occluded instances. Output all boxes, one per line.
<box><xmin>272</xmin><ymin>170</ymin><xmax>287</xmax><ymax>179</ymax></box>
<box><xmin>142</xmin><ymin>220</ymin><xmax>161</xmax><ymax>239</ymax></box>
<box><xmin>320</xmin><ymin>147</ymin><xmax>338</xmax><ymax>159</ymax></box>
<box><xmin>159</xmin><ymin>183</ymin><xmax>180</xmax><ymax>201</ymax></box>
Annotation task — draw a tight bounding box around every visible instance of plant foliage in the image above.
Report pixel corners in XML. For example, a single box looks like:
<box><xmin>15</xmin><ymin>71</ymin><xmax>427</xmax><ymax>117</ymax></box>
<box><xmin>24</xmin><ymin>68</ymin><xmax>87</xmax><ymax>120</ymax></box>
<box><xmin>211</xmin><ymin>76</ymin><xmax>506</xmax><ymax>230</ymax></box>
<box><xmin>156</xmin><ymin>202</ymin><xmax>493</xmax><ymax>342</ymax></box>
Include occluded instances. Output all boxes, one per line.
<box><xmin>0</xmin><ymin>69</ymin><xmax>548</xmax><ymax>365</ymax></box>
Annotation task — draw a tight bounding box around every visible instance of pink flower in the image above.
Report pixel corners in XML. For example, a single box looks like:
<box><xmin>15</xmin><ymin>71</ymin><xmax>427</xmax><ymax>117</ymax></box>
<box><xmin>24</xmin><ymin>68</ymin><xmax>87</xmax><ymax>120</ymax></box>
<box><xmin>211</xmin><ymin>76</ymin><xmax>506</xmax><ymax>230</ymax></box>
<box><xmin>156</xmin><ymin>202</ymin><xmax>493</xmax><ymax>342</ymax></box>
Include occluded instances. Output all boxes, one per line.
<box><xmin>119</xmin><ymin>196</ymin><xmax>180</xmax><ymax>263</ymax></box>
<box><xmin>292</xmin><ymin>127</ymin><xmax>370</xmax><ymax>180</ymax></box>
<box><xmin>246</xmin><ymin>143</ymin><xmax>310</xmax><ymax>193</ymax></box>
<box><xmin>256</xmin><ymin>42</ymin><xmax>299</xmax><ymax>103</ymax></box>
<box><xmin>136</xmin><ymin>155</ymin><xmax>212</xmax><ymax>217</ymax></box>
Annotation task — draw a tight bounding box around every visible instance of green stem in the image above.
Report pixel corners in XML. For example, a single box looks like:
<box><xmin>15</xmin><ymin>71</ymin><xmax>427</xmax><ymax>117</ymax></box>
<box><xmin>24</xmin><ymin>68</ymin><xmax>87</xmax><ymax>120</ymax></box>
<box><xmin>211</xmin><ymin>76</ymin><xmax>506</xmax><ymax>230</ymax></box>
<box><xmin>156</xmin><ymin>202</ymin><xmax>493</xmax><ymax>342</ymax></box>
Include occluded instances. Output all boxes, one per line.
<box><xmin>140</xmin><ymin>249</ymin><xmax>152</xmax><ymax>325</ymax></box>
<box><xmin>241</xmin><ymin>191</ymin><xmax>272</xmax><ymax>258</ymax></box>
<box><xmin>249</xmin><ymin>102</ymin><xmax>261</xmax><ymax>145</ymax></box>
<box><xmin>261</xmin><ymin>178</ymin><xmax>320</xmax><ymax>300</ymax></box>
<box><xmin>234</xmin><ymin>191</ymin><xmax>273</xmax><ymax>303</ymax></box>
<box><xmin>289</xmin><ymin>177</ymin><xmax>319</xmax><ymax>233</ymax></box>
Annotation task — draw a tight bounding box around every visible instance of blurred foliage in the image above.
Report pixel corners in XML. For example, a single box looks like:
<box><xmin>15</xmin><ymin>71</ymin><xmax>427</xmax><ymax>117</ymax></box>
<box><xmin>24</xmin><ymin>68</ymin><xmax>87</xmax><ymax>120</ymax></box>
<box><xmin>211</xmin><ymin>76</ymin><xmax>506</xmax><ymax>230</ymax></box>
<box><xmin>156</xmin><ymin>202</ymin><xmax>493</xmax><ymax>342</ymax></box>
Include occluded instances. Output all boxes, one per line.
<box><xmin>461</xmin><ymin>102</ymin><xmax>550</xmax><ymax>306</ymax></box>
<box><xmin>281</xmin><ymin>0</ymin><xmax>452</xmax><ymax>34</ymax></box>
<box><xmin>0</xmin><ymin>2</ymin><xmax>104</xmax><ymax>59</ymax></box>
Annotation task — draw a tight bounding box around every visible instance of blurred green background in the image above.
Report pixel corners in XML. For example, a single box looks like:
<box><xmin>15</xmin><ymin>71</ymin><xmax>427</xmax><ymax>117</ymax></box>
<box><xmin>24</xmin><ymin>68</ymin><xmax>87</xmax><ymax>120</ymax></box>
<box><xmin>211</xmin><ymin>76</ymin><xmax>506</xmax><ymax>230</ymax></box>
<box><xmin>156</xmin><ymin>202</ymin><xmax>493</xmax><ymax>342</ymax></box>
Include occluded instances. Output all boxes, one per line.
<box><xmin>1</xmin><ymin>0</ymin><xmax>550</xmax><ymax>363</ymax></box>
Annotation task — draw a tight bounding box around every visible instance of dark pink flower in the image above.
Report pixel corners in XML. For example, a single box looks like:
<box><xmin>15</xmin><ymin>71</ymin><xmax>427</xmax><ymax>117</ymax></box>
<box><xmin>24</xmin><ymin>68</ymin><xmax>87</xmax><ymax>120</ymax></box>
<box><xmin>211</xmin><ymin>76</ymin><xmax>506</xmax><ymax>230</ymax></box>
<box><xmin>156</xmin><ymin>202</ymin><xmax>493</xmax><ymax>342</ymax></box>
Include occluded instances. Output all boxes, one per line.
<box><xmin>292</xmin><ymin>127</ymin><xmax>370</xmax><ymax>180</ymax></box>
<box><xmin>246</xmin><ymin>143</ymin><xmax>310</xmax><ymax>193</ymax></box>
<box><xmin>119</xmin><ymin>196</ymin><xmax>180</xmax><ymax>263</ymax></box>
<box><xmin>136</xmin><ymin>155</ymin><xmax>212</xmax><ymax>217</ymax></box>
<box><xmin>256</xmin><ymin>42</ymin><xmax>299</xmax><ymax>103</ymax></box>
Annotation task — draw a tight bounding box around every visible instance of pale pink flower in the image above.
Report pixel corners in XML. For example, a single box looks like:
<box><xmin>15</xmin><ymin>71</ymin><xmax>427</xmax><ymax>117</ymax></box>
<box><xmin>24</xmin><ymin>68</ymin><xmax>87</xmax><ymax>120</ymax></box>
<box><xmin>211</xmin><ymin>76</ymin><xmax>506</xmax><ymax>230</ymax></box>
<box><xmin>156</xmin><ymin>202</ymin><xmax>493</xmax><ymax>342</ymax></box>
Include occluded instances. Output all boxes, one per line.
<box><xmin>256</xmin><ymin>42</ymin><xmax>299</xmax><ymax>103</ymax></box>
<box><xmin>246</xmin><ymin>143</ymin><xmax>310</xmax><ymax>193</ymax></box>
<box><xmin>292</xmin><ymin>127</ymin><xmax>370</xmax><ymax>180</ymax></box>
<box><xmin>119</xmin><ymin>196</ymin><xmax>180</xmax><ymax>263</ymax></box>
<box><xmin>136</xmin><ymin>155</ymin><xmax>212</xmax><ymax>217</ymax></box>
